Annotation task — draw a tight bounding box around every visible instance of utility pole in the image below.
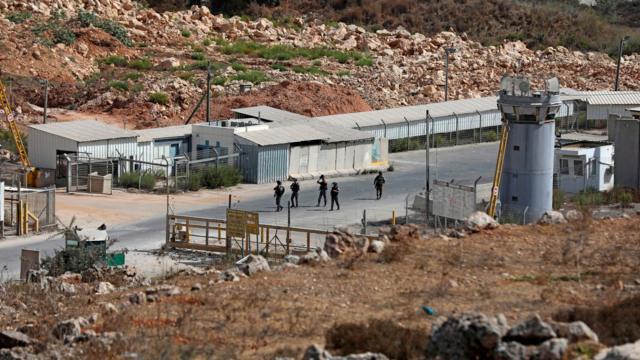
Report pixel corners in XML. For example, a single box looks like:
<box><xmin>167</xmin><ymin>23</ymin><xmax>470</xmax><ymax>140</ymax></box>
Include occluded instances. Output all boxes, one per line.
<box><xmin>206</xmin><ymin>61</ymin><xmax>211</xmax><ymax>125</ymax></box>
<box><xmin>42</xmin><ymin>79</ymin><xmax>49</xmax><ymax>124</ymax></box>
<box><xmin>444</xmin><ymin>47</ymin><xmax>456</xmax><ymax>101</ymax></box>
<box><xmin>614</xmin><ymin>36</ymin><xmax>630</xmax><ymax>91</ymax></box>
<box><xmin>425</xmin><ymin>110</ymin><xmax>430</xmax><ymax>226</ymax></box>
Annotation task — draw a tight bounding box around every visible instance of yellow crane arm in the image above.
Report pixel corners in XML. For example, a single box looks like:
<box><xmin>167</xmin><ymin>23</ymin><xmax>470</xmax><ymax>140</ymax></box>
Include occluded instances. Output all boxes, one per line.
<box><xmin>0</xmin><ymin>81</ymin><xmax>31</xmax><ymax>168</ymax></box>
<box><xmin>487</xmin><ymin>122</ymin><xmax>510</xmax><ymax>218</ymax></box>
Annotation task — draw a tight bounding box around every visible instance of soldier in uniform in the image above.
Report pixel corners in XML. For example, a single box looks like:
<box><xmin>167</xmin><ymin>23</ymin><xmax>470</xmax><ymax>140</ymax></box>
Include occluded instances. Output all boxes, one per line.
<box><xmin>316</xmin><ymin>174</ymin><xmax>328</xmax><ymax>207</ymax></box>
<box><xmin>330</xmin><ymin>182</ymin><xmax>340</xmax><ymax>211</ymax></box>
<box><xmin>374</xmin><ymin>171</ymin><xmax>386</xmax><ymax>200</ymax></box>
<box><xmin>290</xmin><ymin>178</ymin><xmax>300</xmax><ymax>208</ymax></box>
<box><xmin>274</xmin><ymin>180</ymin><xmax>285</xmax><ymax>211</ymax></box>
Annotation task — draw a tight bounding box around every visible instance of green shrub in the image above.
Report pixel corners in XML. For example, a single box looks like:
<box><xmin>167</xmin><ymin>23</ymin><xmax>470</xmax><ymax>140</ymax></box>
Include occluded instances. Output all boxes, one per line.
<box><xmin>234</xmin><ymin>70</ymin><xmax>268</xmax><ymax>84</ymax></box>
<box><xmin>77</xmin><ymin>10</ymin><xmax>132</xmax><ymax>46</ymax></box>
<box><xmin>312</xmin><ymin>60</ymin><xmax>322</xmax><ymax>66</ymax></box>
<box><xmin>181</xmin><ymin>29</ymin><xmax>192</xmax><ymax>38</ymax></box>
<box><xmin>191</xmin><ymin>44</ymin><xmax>204</xmax><ymax>52</ymax></box>
<box><xmin>199</xmin><ymin>166</ymin><xmax>242</xmax><ymax>189</ymax></box>
<box><xmin>231</xmin><ymin>62</ymin><xmax>247</xmax><ymax>71</ymax></box>
<box><xmin>123</xmin><ymin>72</ymin><xmax>142</xmax><ymax>81</ymax></box>
<box><xmin>188</xmin><ymin>172</ymin><xmax>203</xmax><ymax>191</ymax></box>
<box><xmin>202</xmin><ymin>38</ymin><xmax>212</xmax><ymax>46</ymax></box>
<box><xmin>336</xmin><ymin>70</ymin><xmax>352</xmax><ymax>77</ymax></box>
<box><xmin>108</xmin><ymin>80</ymin><xmax>129</xmax><ymax>91</ymax></box>
<box><xmin>149</xmin><ymin>92</ymin><xmax>169</xmax><ymax>105</ymax></box>
<box><xmin>270</xmin><ymin>63</ymin><xmax>287</xmax><ymax>71</ymax></box>
<box><xmin>483</xmin><ymin>130</ymin><xmax>498</xmax><ymax>142</ymax></box>
<box><xmin>356</xmin><ymin>57</ymin><xmax>373</xmax><ymax>66</ymax></box>
<box><xmin>41</xmin><ymin>247</ymin><xmax>103</xmax><ymax>277</ymax></box>
<box><xmin>191</xmin><ymin>51</ymin><xmax>205</xmax><ymax>61</ymax></box>
<box><xmin>128</xmin><ymin>58</ymin><xmax>153</xmax><ymax>70</ymax></box>
<box><xmin>212</xmin><ymin>76</ymin><xmax>227</xmax><ymax>86</ymax></box>
<box><xmin>102</xmin><ymin>55</ymin><xmax>127</xmax><ymax>66</ymax></box>
<box><xmin>573</xmin><ymin>189</ymin><xmax>604</xmax><ymax>209</ymax></box>
<box><xmin>118</xmin><ymin>171</ymin><xmax>156</xmax><ymax>191</ymax></box>
<box><xmin>6</xmin><ymin>12</ymin><xmax>31</xmax><ymax>24</ymax></box>
<box><xmin>131</xmin><ymin>83</ymin><xmax>144</xmax><ymax>93</ymax></box>
<box><xmin>553</xmin><ymin>189</ymin><xmax>565</xmax><ymax>210</ymax></box>
<box><xmin>33</xmin><ymin>13</ymin><xmax>76</xmax><ymax>45</ymax></box>
<box><xmin>177</xmin><ymin>71</ymin><xmax>195</xmax><ymax>82</ymax></box>
<box><xmin>292</xmin><ymin>65</ymin><xmax>327</xmax><ymax>75</ymax></box>
<box><xmin>0</xmin><ymin>129</ymin><xmax>26</xmax><ymax>154</ymax></box>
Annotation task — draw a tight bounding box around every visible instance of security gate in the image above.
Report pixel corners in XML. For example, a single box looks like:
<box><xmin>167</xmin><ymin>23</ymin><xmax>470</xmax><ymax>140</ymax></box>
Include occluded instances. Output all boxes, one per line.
<box><xmin>60</xmin><ymin>154</ymin><xmax>114</xmax><ymax>193</ymax></box>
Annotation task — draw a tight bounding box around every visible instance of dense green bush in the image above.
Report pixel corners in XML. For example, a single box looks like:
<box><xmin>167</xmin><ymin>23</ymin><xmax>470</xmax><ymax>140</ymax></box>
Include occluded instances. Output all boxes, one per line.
<box><xmin>32</xmin><ymin>11</ymin><xmax>76</xmax><ymax>46</ymax></box>
<box><xmin>149</xmin><ymin>92</ymin><xmax>170</xmax><ymax>105</ymax></box>
<box><xmin>191</xmin><ymin>51</ymin><xmax>206</xmax><ymax>60</ymax></box>
<box><xmin>123</xmin><ymin>72</ymin><xmax>142</xmax><ymax>81</ymax></box>
<box><xmin>118</xmin><ymin>171</ymin><xmax>157</xmax><ymax>191</ymax></box>
<box><xmin>108</xmin><ymin>80</ymin><xmax>129</xmax><ymax>91</ymax></box>
<box><xmin>101</xmin><ymin>55</ymin><xmax>128</xmax><ymax>66</ymax></box>
<box><xmin>128</xmin><ymin>58</ymin><xmax>153</xmax><ymax>70</ymax></box>
<box><xmin>188</xmin><ymin>172</ymin><xmax>203</xmax><ymax>191</ymax></box>
<box><xmin>196</xmin><ymin>165</ymin><xmax>243</xmax><ymax>189</ymax></box>
<box><xmin>77</xmin><ymin>10</ymin><xmax>133</xmax><ymax>46</ymax></box>
<box><xmin>234</xmin><ymin>70</ymin><xmax>268</xmax><ymax>84</ymax></box>
<box><xmin>6</xmin><ymin>12</ymin><xmax>31</xmax><ymax>24</ymax></box>
<box><xmin>181</xmin><ymin>29</ymin><xmax>192</xmax><ymax>38</ymax></box>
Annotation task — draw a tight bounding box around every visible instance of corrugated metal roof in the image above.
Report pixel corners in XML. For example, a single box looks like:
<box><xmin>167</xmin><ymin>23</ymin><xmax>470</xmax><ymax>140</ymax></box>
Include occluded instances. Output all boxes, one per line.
<box><xmin>133</xmin><ymin>125</ymin><xmax>192</xmax><ymax>142</ymax></box>
<box><xmin>236</xmin><ymin>124</ymin><xmax>328</xmax><ymax>146</ymax></box>
<box><xmin>29</xmin><ymin>120</ymin><xmax>137</xmax><ymax>143</ymax></box>
<box><xmin>586</xmin><ymin>92</ymin><xmax>640</xmax><ymax>105</ymax></box>
<box><xmin>628</xmin><ymin>106</ymin><xmax>640</xmax><ymax>112</ymax></box>
<box><xmin>315</xmin><ymin>96</ymin><xmax>499</xmax><ymax>128</ymax></box>
<box><xmin>559</xmin><ymin>90</ymin><xmax>640</xmax><ymax>105</ymax></box>
<box><xmin>232</xmin><ymin>105</ymin><xmax>309</xmax><ymax>125</ymax></box>
<box><xmin>307</xmin><ymin>122</ymin><xmax>374</xmax><ymax>142</ymax></box>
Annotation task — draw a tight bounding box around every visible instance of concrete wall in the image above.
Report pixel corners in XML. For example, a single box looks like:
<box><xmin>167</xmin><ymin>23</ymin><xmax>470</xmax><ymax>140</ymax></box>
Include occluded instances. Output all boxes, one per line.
<box><xmin>28</xmin><ymin>128</ymin><xmax>78</xmax><ymax>169</ymax></box>
<box><xmin>555</xmin><ymin>145</ymin><xmax>614</xmax><ymax>194</ymax></box>
<box><xmin>614</xmin><ymin>119</ymin><xmax>640</xmax><ymax>188</ymax></box>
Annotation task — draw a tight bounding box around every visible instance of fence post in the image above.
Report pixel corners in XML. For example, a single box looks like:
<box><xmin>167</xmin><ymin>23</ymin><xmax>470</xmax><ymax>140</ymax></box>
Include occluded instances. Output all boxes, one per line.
<box><xmin>205</xmin><ymin>220</ymin><xmax>209</xmax><ymax>246</ymax></box>
<box><xmin>477</xmin><ymin>111</ymin><xmax>483</xmax><ymax>142</ymax></box>
<box><xmin>286</xmin><ymin>201</ymin><xmax>291</xmax><ymax>254</ymax></box>
<box><xmin>361</xmin><ymin>209</ymin><xmax>367</xmax><ymax>234</ymax></box>
<box><xmin>454</xmin><ymin>112</ymin><xmax>459</xmax><ymax>146</ymax></box>
<box><xmin>306</xmin><ymin>232</ymin><xmax>311</xmax><ymax>252</ymax></box>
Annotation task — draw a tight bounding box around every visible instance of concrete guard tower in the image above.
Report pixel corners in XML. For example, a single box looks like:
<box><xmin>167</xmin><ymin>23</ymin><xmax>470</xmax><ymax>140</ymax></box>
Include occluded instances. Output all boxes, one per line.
<box><xmin>494</xmin><ymin>75</ymin><xmax>562</xmax><ymax>223</ymax></box>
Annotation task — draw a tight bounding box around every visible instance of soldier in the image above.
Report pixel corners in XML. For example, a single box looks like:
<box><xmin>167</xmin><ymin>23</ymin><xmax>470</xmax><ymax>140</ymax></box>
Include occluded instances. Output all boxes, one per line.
<box><xmin>374</xmin><ymin>171</ymin><xmax>386</xmax><ymax>200</ymax></box>
<box><xmin>290</xmin><ymin>178</ymin><xmax>300</xmax><ymax>208</ymax></box>
<box><xmin>330</xmin><ymin>182</ymin><xmax>340</xmax><ymax>211</ymax></box>
<box><xmin>316</xmin><ymin>174</ymin><xmax>328</xmax><ymax>207</ymax></box>
<box><xmin>273</xmin><ymin>180</ymin><xmax>285</xmax><ymax>212</ymax></box>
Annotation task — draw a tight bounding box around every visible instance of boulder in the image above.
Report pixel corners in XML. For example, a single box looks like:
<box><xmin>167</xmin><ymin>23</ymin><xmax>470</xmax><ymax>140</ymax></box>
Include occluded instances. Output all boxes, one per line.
<box><xmin>564</xmin><ymin>210</ymin><xmax>584</xmax><ymax>222</ymax></box>
<box><xmin>128</xmin><ymin>292</ymin><xmax>146</xmax><ymax>305</ymax></box>
<box><xmin>52</xmin><ymin>319</ymin><xmax>82</xmax><ymax>343</ymax></box>
<box><xmin>284</xmin><ymin>254</ymin><xmax>300</xmax><ymax>265</ymax></box>
<box><xmin>236</xmin><ymin>255</ymin><xmax>270</xmax><ymax>276</ymax></box>
<box><xmin>532</xmin><ymin>338</ymin><xmax>567</xmax><ymax>360</ymax></box>
<box><xmin>538</xmin><ymin>211</ymin><xmax>567</xmax><ymax>225</ymax></box>
<box><xmin>465</xmin><ymin>211</ymin><xmax>499</xmax><ymax>232</ymax></box>
<box><xmin>426</xmin><ymin>313</ymin><xmax>506</xmax><ymax>359</ymax></box>
<box><xmin>302</xmin><ymin>344</ymin><xmax>389</xmax><ymax>360</ymax></box>
<box><xmin>550</xmin><ymin>321</ymin><xmax>598</xmax><ymax>343</ymax></box>
<box><xmin>95</xmin><ymin>281</ymin><xmax>115</xmax><ymax>295</ymax></box>
<box><xmin>595</xmin><ymin>340</ymin><xmax>640</xmax><ymax>360</ymax></box>
<box><xmin>324</xmin><ymin>231</ymin><xmax>369</xmax><ymax>258</ymax></box>
<box><xmin>0</xmin><ymin>331</ymin><xmax>33</xmax><ymax>349</ymax></box>
<box><xmin>156</xmin><ymin>57</ymin><xmax>180</xmax><ymax>71</ymax></box>
<box><xmin>504</xmin><ymin>314</ymin><xmax>556</xmax><ymax>345</ymax></box>
<box><xmin>219</xmin><ymin>268</ymin><xmax>241</xmax><ymax>282</ymax></box>
<box><xmin>493</xmin><ymin>341</ymin><xmax>531</xmax><ymax>360</ymax></box>
<box><xmin>368</xmin><ymin>240</ymin><xmax>385</xmax><ymax>254</ymax></box>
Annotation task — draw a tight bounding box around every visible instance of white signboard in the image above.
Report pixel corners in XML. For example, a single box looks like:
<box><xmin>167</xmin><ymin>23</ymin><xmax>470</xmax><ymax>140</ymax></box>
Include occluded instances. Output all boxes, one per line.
<box><xmin>432</xmin><ymin>180</ymin><xmax>476</xmax><ymax>221</ymax></box>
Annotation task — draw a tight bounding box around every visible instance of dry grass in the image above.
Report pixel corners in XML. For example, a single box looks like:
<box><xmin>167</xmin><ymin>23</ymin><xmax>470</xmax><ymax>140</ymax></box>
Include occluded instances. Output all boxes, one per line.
<box><xmin>3</xmin><ymin>217</ymin><xmax>640</xmax><ymax>358</ymax></box>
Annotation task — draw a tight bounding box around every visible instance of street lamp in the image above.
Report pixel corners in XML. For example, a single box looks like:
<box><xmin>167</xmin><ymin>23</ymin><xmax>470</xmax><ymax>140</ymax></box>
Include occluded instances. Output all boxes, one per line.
<box><xmin>444</xmin><ymin>47</ymin><xmax>456</xmax><ymax>101</ymax></box>
<box><xmin>614</xmin><ymin>36</ymin><xmax>630</xmax><ymax>91</ymax></box>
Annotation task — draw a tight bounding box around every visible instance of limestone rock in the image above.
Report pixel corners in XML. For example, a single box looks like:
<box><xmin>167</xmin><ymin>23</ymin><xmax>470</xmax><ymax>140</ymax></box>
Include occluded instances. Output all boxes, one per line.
<box><xmin>538</xmin><ymin>211</ymin><xmax>567</xmax><ymax>225</ymax></box>
<box><xmin>504</xmin><ymin>314</ymin><xmax>557</xmax><ymax>345</ymax></box>
<box><xmin>550</xmin><ymin>321</ymin><xmax>599</xmax><ymax>343</ymax></box>
<box><xmin>236</xmin><ymin>255</ymin><xmax>270</xmax><ymax>276</ymax></box>
<box><xmin>532</xmin><ymin>338</ymin><xmax>568</xmax><ymax>360</ymax></box>
<box><xmin>595</xmin><ymin>340</ymin><xmax>640</xmax><ymax>360</ymax></box>
<box><xmin>465</xmin><ymin>211</ymin><xmax>499</xmax><ymax>232</ymax></box>
<box><xmin>0</xmin><ymin>331</ymin><xmax>33</xmax><ymax>349</ymax></box>
<box><xmin>426</xmin><ymin>313</ymin><xmax>505</xmax><ymax>359</ymax></box>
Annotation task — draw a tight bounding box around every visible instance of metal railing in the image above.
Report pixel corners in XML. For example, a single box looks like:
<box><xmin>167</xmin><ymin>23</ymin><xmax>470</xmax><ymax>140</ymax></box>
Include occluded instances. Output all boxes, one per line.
<box><xmin>166</xmin><ymin>214</ymin><xmax>377</xmax><ymax>258</ymax></box>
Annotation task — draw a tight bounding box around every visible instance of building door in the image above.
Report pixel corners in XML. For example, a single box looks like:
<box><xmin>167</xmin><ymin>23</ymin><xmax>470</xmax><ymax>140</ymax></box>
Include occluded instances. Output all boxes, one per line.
<box><xmin>299</xmin><ymin>146</ymin><xmax>310</xmax><ymax>174</ymax></box>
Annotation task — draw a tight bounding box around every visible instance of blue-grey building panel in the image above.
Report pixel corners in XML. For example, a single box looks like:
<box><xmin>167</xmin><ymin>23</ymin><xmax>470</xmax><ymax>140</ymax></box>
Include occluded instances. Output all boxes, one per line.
<box><xmin>257</xmin><ymin>144</ymin><xmax>289</xmax><ymax>184</ymax></box>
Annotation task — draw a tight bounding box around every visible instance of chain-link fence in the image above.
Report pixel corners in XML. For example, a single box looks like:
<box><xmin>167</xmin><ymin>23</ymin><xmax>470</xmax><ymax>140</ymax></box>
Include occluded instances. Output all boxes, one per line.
<box><xmin>58</xmin><ymin>153</ymin><xmax>114</xmax><ymax>194</ymax></box>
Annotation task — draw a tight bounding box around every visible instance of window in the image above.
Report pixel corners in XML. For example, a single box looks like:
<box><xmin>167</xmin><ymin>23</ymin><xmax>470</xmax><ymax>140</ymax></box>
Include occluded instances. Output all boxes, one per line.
<box><xmin>513</xmin><ymin>145</ymin><xmax>520</xmax><ymax>151</ymax></box>
<box><xmin>574</xmin><ymin>160</ymin><xmax>583</xmax><ymax>176</ymax></box>
<box><xmin>512</xmin><ymin>196</ymin><xmax>519</xmax><ymax>202</ymax></box>
<box><xmin>591</xmin><ymin>159</ymin><xmax>597</xmax><ymax>176</ymax></box>
<box><xmin>560</xmin><ymin>159</ymin><xmax>569</xmax><ymax>175</ymax></box>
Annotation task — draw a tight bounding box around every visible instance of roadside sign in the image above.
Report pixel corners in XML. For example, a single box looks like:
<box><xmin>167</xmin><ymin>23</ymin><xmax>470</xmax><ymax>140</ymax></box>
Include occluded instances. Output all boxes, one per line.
<box><xmin>245</xmin><ymin>212</ymin><xmax>259</xmax><ymax>235</ymax></box>
<box><xmin>226</xmin><ymin>209</ymin><xmax>260</xmax><ymax>237</ymax></box>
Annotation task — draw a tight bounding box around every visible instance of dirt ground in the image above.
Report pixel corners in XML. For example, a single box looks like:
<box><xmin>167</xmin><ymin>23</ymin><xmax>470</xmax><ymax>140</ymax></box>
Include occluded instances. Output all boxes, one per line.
<box><xmin>2</xmin><ymin>215</ymin><xmax>640</xmax><ymax>359</ymax></box>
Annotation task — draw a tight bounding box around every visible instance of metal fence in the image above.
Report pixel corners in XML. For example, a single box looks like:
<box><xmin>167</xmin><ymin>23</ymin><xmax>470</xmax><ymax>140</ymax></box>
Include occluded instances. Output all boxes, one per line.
<box><xmin>3</xmin><ymin>186</ymin><xmax>55</xmax><ymax>236</ymax></box>
<box><xmin>59</xmin><ymin>153</ymin><xmax>114</xmax><ymax>193</ymax></box>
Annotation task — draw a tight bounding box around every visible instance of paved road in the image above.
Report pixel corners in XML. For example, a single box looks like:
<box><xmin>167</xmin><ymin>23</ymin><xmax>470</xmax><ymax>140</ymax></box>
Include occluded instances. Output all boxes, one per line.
<box><xmin>0</xmin><ymin>142</ymin><xmax>498</xmax><ymax>278</ymax></box>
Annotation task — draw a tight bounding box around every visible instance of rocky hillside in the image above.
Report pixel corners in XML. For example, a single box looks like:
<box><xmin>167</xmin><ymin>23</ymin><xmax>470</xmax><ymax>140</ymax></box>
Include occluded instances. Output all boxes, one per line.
<box><xmin>1</xmin><ymin>0</ymin><xmax>639</xmax><ymax>129</ymax></box>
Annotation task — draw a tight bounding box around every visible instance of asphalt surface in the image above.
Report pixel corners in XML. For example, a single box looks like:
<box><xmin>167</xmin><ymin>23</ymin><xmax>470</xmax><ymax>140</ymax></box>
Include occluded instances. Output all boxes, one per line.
<box><xmin>0</xmin><ymin>142</ymin><xmax>498</xmax><ymax>278</ymax></box>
